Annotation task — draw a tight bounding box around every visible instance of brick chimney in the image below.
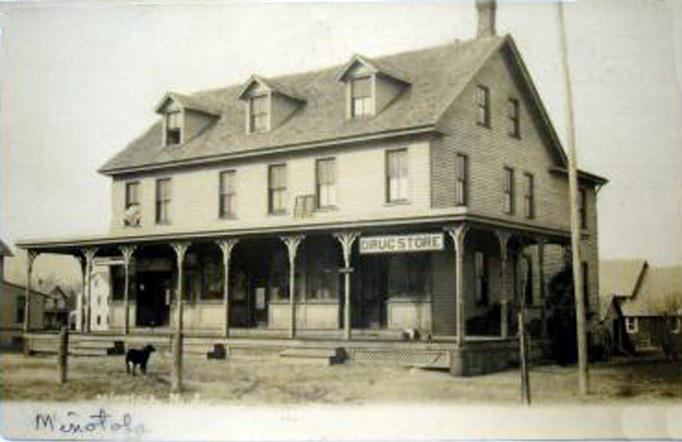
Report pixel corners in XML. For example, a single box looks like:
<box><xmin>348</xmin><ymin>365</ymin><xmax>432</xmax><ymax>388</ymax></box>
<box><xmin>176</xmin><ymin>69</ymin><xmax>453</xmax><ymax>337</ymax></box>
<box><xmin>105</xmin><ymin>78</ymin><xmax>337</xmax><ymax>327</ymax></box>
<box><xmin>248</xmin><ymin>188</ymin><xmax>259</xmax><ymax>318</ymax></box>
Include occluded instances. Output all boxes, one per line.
<box><xmin>475</xmin><ymin>0</ymin><xmax>497</xmax><ymax>38</ymax></box>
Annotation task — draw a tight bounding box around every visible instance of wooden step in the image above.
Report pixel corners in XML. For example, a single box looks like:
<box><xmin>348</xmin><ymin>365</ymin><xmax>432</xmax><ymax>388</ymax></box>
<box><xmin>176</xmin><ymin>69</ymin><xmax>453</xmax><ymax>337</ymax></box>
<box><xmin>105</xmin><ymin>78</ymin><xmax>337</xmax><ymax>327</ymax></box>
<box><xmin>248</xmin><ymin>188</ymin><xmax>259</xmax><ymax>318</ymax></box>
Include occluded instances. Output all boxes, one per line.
<box><xmin>70</xmin><ymin>347</ymin><xmax>109</xmax><ymax>357</ymax></box>
<box><xmin>279</xmin><ymin>347</ymin><xmax>345</xmax><ymax>365</ymax></box>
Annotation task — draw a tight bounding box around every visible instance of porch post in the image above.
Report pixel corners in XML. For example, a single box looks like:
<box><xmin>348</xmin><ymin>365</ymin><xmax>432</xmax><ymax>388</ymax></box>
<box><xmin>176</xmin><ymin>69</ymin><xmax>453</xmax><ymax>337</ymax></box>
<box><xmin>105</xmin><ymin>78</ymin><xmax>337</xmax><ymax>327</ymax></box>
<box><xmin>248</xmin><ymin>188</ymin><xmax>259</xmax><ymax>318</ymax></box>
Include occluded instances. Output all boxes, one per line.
<box><xmin>537</xmin><ymin>238</ymin><xmax>548</xmax><ymax>338</ymax></box>
<box><xmin>446</xmin><ymin>224</ymin><xmax>468</xmax><ymax>348</ymax></box>
<box><xmin>281</xmin><ymin>235</ymin><xmax>304</xmax><ymax>339</ymax></box>
<box><xmin>171</xmin><ymin>241</ymin><xmax>189</xmax><ymax>393</ymax></box>
<box><xmin>23</xmin><ymin>250</ymin><xmax>38</xmax><ymax>338</ymax></box>
<box><xmin>334</xmin><ymin>231</ymin><xmax>359</xmax><ymax>341</ymax></box>
<box><xmin>217</xmin><ymin>238</ymin><xmax>239</xmax><ymax>338</ymax></box>
<box><xmin>496</xmin><ymin>231</ymin><xmax>510</xmax><ymax>338</ymax></box>
<box><xmin>119</xmin><ymin>245</ymin><xmax>137</xmax><ymax>335</ymax></box>
<box><xmin>81</xmin><ymin>248</ymin><xmax>98</xmax><ymax>334</ymax></box>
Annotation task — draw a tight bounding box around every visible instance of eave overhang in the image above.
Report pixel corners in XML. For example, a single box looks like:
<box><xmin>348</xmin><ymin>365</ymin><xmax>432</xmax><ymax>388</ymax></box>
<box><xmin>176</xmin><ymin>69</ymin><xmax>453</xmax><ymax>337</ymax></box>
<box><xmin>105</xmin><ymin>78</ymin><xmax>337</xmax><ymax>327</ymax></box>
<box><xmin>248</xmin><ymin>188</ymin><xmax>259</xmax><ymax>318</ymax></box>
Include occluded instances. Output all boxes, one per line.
<box><xmin>97</xmin><ymin>124</ymin><xmax>440</xmax><ymax>176</ymax></box>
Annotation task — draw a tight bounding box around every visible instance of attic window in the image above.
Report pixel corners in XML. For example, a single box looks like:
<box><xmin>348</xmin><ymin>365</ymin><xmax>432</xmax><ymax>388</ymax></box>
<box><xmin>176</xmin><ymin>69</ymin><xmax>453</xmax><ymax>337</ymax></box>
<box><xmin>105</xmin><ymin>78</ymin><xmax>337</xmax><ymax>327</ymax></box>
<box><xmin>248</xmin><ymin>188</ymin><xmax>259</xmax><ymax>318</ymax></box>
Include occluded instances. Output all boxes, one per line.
<box><xmin>166</xmin><ymin>111</ymin><xmax>182</xmax><ymax>145</ymax></box>
<box><xmin>249</xmin><ymin>95</ymin><xmax>269</xmax><ymax>133</ymax></box>
<box><xmin>351</xmin><ymin>76</ymin><xmax>373</xmax><ymax>117</ymax></box>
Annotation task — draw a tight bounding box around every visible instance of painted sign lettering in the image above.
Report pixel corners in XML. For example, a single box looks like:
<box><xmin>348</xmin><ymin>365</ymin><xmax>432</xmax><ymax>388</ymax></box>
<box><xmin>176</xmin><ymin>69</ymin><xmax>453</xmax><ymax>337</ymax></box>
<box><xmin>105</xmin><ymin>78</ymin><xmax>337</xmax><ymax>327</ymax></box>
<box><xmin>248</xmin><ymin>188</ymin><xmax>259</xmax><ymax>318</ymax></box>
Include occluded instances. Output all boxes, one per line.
<box><xmin>359</xmin><ymin>233</ymin><xmax>444</xmax><ymax>254</ymax></box>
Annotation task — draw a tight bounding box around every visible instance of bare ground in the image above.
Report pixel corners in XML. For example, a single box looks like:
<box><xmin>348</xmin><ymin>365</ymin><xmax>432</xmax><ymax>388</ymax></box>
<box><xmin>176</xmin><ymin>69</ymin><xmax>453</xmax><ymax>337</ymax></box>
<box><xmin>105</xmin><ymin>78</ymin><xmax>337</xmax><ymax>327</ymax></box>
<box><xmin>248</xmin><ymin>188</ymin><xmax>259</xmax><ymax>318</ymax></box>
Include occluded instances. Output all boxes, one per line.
<box><xmin>1</xmin><ymin>351</ymin><xmax>680</xmax><ymax>405</ymax></box>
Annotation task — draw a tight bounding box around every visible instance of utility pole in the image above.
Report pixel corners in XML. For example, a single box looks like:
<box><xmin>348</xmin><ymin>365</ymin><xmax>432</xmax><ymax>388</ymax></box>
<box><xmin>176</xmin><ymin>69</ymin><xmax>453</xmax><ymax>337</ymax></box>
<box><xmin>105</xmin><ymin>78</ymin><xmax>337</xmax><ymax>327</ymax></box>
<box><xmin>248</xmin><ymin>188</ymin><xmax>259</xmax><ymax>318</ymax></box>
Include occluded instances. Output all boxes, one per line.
<box><xmin>558</xmin><ymin>1</ymin><xmax>589</xmax><ymax>395</ymax></box>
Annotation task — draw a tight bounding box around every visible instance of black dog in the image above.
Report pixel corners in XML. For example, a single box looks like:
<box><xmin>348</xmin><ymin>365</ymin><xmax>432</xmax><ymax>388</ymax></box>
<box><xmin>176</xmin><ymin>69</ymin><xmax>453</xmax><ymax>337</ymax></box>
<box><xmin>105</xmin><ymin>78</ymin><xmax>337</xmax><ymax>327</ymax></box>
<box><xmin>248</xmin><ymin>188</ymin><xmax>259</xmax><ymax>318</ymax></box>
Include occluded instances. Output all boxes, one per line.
<box><xmin>125</xmin><ymin>344</ymin><xmax>156</xmax><ymax>376</ymax></box>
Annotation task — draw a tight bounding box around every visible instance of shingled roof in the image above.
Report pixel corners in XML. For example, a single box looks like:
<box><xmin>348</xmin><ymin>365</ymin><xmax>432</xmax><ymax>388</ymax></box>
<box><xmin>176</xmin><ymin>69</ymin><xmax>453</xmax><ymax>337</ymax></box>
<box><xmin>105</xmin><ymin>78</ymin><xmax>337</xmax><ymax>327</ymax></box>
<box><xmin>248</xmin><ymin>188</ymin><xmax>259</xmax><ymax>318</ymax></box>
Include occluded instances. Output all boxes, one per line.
<box><xmin>99</xmin><ymin>36</ymin><xmax>511</xmax><ymax>174</ymax></box>
<box><xmin>619</xmin><ymin>266</ymin><xmax>682</xmax><ymax>317</ymax></box>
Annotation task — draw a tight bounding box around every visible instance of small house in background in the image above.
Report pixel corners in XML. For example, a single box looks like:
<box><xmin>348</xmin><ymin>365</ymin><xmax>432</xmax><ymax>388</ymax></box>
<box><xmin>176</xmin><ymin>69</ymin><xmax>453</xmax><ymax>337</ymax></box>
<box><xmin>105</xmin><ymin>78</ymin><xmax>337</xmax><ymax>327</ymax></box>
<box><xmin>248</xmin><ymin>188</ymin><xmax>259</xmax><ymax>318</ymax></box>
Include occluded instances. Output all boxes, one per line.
<box><xmin>0</xmin><ymin>239</ymin><xmax>49</xmax><ymax>350</ymax></box>
<box><xmin>43</xmin><ymin>285</ymin><xmax>71</xmax><ymax>330</ymax></box>
<box><xmin>70</xmin><ymin>267</ymin><xmax>112</xmax><ymax>332</ymax></box>
<box><xmin>600</xmin><ymin>260</ymin><xmax>681</xmax><ymax>353</ymax></box>
<box><xmin>90</xmin><ymin>270</ymin><xmax>111</xmax><ymax>332</ymax></box>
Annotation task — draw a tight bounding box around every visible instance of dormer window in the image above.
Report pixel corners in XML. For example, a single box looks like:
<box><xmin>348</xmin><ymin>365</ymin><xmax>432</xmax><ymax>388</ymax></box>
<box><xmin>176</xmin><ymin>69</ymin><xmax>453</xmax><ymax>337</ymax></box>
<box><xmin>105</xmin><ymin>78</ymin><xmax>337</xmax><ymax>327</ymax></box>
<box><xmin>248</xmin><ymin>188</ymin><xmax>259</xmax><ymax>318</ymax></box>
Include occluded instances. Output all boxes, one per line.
<box><xmin>249</xmin><ymin>95</ymin><xmax>269</xmax><ymax>133</ymax></box>
<box><xmin>239</xmin><ymin>75</ymin><xmax>305</xmax><ymax>135</ymax></box>
<box><xmin>165</xmin><ymin>111</ymin><xmax>182</xmax><ymax>145</ymax></box>
<box><xmin>337</xmin><ymin>54</ymin><xmax>410</xmax><ymax>120</ymax></box>
<box><xmin>155</xmin><ymin>92</ymin><xmax>221</xmax><ymax>148</ymax></box>
<box><xmin>351</xmin><ymin>76</ymin><xmax>373</xmax><ymax>117</ymax></box>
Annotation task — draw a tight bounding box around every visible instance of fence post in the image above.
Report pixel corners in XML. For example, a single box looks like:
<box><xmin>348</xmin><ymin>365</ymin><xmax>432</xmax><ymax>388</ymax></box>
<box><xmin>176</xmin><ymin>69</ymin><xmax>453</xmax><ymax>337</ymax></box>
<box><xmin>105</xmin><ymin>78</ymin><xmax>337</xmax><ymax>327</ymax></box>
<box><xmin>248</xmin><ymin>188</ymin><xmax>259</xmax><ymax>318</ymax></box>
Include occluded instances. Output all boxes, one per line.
<box><xmin>58</xmin><ymin>326</ymin><xmax>69</xmax><ymax>384</ymax></box>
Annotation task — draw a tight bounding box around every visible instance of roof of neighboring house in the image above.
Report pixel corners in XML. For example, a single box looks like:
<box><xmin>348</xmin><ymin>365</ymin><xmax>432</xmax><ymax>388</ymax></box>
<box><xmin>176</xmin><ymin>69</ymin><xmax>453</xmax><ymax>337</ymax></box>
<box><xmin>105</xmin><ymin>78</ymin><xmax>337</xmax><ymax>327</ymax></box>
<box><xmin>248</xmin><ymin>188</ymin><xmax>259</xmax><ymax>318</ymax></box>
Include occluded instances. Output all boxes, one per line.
<box><xmin>600</xmin><ymin>259</ymin><xmax>648</xmax><ymax>299</ymax></box>
<box><xmin>599</xmin><ymin>259</ymin><xmax>648</xmax><ymax>320</ymax></box>
<box><xmin>619</xmin><ymin>266</ymin><xmax>682</xmax><ymax>317</ymax></box>
<box><xmin>99</xmin><ymin>35</ymin><xmax>598</xmax><ymax>178</ymax></box>
<box><xmin>0</xmin><ymin>239</ymin><xmax>13</xmax><ymax>257</ymax></box>
<box><xmin>1</xmin><ymin>280</ymin><xmax>51</xmax><ymax>298</ymax></box>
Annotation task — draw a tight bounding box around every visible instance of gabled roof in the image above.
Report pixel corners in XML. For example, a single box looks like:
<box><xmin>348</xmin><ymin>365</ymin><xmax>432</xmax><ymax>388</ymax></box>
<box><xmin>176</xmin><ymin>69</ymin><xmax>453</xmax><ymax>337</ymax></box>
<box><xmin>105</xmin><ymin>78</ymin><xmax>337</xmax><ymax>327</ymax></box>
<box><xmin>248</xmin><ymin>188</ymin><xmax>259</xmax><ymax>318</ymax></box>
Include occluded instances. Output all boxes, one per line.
<box><xmin>155</xmin><ymin>92</ymin><xmax>222</xmax><ymax>117</ymax></box>
<box><xmin>99</xmin><ymin>35</ymin><xmax>569</xmax><ymax>175</ymax></box>
<box><xmin>619</xmin><ymin>266</ymin><xmax>682</xmax><ymax>317</ymax></box>
<box><xmin>237</xmin><ymin>74</ymin><xmax>307</xmax><ymax>102</ymax></box>
<box><xmin>335</xmin><ymin>53</ymin><xmax>410</xmax><ymax>84</ymax></box>
<box><xmin>599</xmin><ymin>259</ymin><xmax>649</xmax><ymax>299</ymax></box>
<box><xmin>0</xmin><ymin>239</ymin><xmax>13</xmax><ymax>257</ymax></box>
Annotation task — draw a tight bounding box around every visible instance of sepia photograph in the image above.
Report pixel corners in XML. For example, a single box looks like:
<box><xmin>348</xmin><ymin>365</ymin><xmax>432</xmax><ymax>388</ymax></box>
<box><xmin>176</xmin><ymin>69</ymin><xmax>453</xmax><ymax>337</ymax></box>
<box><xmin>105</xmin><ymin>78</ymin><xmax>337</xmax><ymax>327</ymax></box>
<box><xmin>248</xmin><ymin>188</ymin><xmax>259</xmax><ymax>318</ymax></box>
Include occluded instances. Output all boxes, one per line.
<box><xmin>0</xmin><ymin>0</ymin><xmax>681</xmax><ymax>440</ymax></box>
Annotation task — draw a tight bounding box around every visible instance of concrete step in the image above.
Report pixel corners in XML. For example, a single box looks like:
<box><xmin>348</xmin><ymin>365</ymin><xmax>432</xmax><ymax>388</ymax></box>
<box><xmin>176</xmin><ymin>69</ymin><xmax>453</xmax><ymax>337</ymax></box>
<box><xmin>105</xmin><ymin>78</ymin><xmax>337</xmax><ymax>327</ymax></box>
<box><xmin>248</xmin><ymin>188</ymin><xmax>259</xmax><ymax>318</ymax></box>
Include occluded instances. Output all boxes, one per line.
<box><xmin>279</xmin><ymin>347</ymin><xmax>345</xmax><ymax>365</ymax></box>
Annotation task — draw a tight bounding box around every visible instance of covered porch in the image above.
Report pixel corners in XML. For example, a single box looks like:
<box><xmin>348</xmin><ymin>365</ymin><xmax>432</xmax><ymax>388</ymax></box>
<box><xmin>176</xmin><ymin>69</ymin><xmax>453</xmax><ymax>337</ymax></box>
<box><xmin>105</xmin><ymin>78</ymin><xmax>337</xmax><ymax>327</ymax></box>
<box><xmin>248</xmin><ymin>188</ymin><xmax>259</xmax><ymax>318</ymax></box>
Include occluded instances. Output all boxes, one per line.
<box><xmin>18</xmin><ymin>218</ymin><xmax>570</xmax><ymax>375</ymax></box>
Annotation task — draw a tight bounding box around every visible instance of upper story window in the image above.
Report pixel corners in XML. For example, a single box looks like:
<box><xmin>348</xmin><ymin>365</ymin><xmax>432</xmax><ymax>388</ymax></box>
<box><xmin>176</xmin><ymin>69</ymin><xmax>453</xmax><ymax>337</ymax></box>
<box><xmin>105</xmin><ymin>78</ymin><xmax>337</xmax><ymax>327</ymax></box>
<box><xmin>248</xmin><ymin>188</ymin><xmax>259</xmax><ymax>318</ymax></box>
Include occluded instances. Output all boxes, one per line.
<box><xmin>351</xmin><ymin>76</ymin><xmax>373</xmax><ymax>117</ymax></box>
<box><xmin>268</xmin><ymin>164</ymin><xmax>287</xmax><ymax>214</ymax></box>
<box><xmin>316</xmin><ymin>158</ymin><xmax>336</xmax><ymax>209</ymax></box>
<box><xmin>249</xmin><ymin>95</ymin><xmax>269</xmax><ymax>133</ymax></box>
<box><xmin>386</xmin><ymin>149</ymin><xmax>409</xmax><ymax>203</ymax></box>
<box><xmin>523</xmin><ymin>173</ymin><xmax>534</xmax><ymax>219</ymax></box>
<box><xmin>508</xmin><ymin>98</ymin><xmax>521</xmax><ymax>138</ymax></box>
<box><xmin>578</xmin><ymin>188</ymin><xmax>588</xmax><ymax>229</ymax></box>
<box><xmin>155</xmin><ymin>178</ymin><xmax>172</xmax><ymax>224</ymax></box>
<box><xmin>455</xmin><ymin>153</ymin><xmax>468</xmax><ymax>206</ymax></box>
<box><xmin>476</xmin><ymin>85</ymin><xmax>490</xmax><ymax>127</ymax></box>
<box><xmin>503</xmin><ymin>167</ymin><xmax>515</xmax><ymax>214</ymax></box>
<box><xmin>219</xmin><ymin>171</ymin><xmax>236</xmax><ymax>218</ymax></box>
<box><xmin>124</xmin><ymin>181</ymin><xmax>141</xmax><ymax>227</ymax></box>
<box><xmin>165</xmin><ymin>112</ymin><xmax>182</xmax><ymax>146</ymax></box>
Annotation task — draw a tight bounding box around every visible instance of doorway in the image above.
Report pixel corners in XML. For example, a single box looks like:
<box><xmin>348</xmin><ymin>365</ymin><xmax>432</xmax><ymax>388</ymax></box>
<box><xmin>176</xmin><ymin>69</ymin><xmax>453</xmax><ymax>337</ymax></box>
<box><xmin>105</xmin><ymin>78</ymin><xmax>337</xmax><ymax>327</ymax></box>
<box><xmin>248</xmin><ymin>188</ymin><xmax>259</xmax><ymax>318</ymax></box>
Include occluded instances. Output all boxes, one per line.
<box><xmin>136</xmin><ymin>271</ymin><xmax>171</xmax><ymax>327</ymax></box>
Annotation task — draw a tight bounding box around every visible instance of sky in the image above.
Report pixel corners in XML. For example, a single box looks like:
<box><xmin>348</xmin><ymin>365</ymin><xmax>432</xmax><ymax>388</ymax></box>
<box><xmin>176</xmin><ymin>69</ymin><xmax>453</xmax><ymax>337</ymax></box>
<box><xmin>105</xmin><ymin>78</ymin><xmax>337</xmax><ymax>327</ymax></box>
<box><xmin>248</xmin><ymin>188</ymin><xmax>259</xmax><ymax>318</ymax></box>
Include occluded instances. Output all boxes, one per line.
<box><xmin>1</xmin><ymin>0</ymin><xmax>681</xmax><ymax>284</ymax></box>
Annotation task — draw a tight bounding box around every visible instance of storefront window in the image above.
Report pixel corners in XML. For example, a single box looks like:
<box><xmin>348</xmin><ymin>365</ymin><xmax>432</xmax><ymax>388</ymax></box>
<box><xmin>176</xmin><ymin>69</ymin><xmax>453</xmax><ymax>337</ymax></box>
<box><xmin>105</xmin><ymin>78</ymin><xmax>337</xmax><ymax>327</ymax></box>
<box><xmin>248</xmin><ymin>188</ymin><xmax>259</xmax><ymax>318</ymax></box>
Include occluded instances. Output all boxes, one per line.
<box><xmin>306</xmin><ymin>245</ymin><xmax>339</xmax><ymax>300</ymax></box>
<box><xmin>201</xmin><ymin>253</ymin><xmax>224</xmax><ymax>300</ymax></box>
<box><xmin>111</xmin><ymin>266</ymin><xmax>125</xmax><ymax>301</ymax></box>
<box><xmin>387</xmin><ymin>254</ymin><xmax>430</xmax><ymax>298</ymax></box>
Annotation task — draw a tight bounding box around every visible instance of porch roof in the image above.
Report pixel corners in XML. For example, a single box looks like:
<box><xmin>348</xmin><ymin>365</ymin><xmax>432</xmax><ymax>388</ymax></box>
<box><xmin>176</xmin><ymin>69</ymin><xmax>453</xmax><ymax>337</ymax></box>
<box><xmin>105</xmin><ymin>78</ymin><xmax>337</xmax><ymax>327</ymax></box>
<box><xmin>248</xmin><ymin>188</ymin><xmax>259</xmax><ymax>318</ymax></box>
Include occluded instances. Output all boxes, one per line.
<box><xmin>15</xmin><ymin>214</ymin><xmax>571</xmax><ymax>255</ymax></box>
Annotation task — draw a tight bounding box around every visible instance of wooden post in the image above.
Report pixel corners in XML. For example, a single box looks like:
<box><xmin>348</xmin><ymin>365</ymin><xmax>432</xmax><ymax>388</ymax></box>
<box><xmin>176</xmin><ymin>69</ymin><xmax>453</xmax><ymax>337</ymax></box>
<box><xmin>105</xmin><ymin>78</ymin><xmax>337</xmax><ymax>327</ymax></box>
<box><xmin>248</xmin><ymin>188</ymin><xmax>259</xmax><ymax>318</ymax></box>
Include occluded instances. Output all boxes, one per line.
<box><xmin>23</xmin><ymin>250</ymin><xmax>38</xmax><ymax>355</ymax></box>
<box><xmin>171</xmin><ymin>242</ymin><xmax>189</xmax><ymax>393</ymax></box>
<box><xmin>281</xmin><ymin>235</ymin><xmax>304</xmax><ymax>339</ymax></box>
<box><xmin>537</xmin><ymin>239</ymin><xmax>548</xmax><ymax>338</ymax></box>
<box><xmin>334</xmin><ymin>231</ymin><xmax>359</xmax><ymax>341</ymax></box>
<box><xmin>496</xmin><ymin>231</ymin><xmax>510</xmax><ymax>339</ymax></box>
<box><xmin>57</xmin><ymin>325</ymin><xmax>69</xmax><ymax>384</ymax></box>
<box><xmin>120</xmin><ymin>246</ymin><xmax>137</xmax><ymax>335</ymax></box>
<box><xmin>559</xmin><ymin>2</ymin><xmax>589</xmax><ymax>396</ymax></box>
<box><xmin>81</xmin><ymin>248</ymin><xmax>98</xmax><ymax>334</ymax></box>
<box><xmin>518</xmin><ymin>310</ymin><xmax>531</xmax><ymax>405</ymax></box>
<box><xmin>217</xmin><ymin>238</ymin><xmax>238</xmax><ymax>338</ymax></box>
<box><xmin>446</xmin><ymin>225</ymin><xmax>468</xmax><ymax>348</ymax></box>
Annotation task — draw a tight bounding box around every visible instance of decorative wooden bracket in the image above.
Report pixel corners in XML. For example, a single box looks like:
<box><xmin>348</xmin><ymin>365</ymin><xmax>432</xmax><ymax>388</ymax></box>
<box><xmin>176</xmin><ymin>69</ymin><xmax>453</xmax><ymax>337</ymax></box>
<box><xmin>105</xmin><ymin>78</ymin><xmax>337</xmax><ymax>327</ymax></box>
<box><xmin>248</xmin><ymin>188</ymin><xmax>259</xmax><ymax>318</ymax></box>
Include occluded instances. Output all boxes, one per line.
<box><xmin>334</xmin><ymin>231</ymin><xmax>359</xmax><ymax>267</ymax></box>
<box><xmin>281</xmin><ymin>235</ymin><xmax>304</xmax><ymax>265</ymax></box>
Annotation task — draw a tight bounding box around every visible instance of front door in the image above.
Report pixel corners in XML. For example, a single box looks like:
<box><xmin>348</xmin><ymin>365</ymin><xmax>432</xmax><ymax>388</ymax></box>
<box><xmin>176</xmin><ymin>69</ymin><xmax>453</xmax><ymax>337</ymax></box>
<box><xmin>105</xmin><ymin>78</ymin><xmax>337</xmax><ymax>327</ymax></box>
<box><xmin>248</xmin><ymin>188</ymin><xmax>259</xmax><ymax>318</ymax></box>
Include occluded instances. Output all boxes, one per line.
<box><xmin>136</xmin><ymin>271</ymin><xmax>171</xmax><ymax>327</ymax></box>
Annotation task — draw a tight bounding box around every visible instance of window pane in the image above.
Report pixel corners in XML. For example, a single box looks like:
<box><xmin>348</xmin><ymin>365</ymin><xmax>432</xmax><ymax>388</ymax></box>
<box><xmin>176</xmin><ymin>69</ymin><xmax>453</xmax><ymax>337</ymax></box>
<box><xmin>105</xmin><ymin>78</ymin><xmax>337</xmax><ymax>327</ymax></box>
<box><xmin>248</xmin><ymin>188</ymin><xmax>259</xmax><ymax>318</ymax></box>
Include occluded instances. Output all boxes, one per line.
<box><xmin>352</xmin><ymin>77</ymin><xmax>371</xmax><ymax>98</ymax></box>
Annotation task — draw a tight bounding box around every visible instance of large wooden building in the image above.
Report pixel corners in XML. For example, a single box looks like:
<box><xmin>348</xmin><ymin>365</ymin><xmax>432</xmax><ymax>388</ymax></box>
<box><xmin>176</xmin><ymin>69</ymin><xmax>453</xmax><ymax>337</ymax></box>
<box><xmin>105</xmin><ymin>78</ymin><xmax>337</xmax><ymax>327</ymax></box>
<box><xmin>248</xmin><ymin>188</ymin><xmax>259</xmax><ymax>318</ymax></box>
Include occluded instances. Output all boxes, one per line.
<box><xmin>18</xmin><ymin>1</ymin><xmax>607</xmax><ymax>374</ymax></box>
